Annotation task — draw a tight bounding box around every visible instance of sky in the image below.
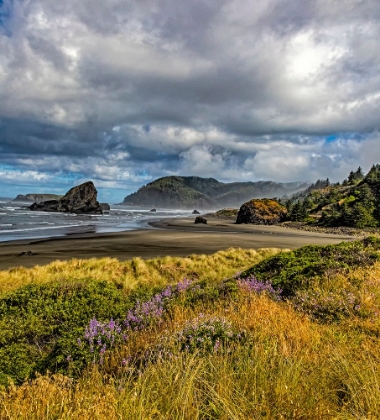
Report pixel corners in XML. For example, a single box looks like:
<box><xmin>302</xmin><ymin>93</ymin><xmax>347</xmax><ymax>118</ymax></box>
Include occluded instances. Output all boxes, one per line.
<box><xmin>0</xmin><ymin>0</ymin><xmax>380</xmax><ymax>203</ymax></box>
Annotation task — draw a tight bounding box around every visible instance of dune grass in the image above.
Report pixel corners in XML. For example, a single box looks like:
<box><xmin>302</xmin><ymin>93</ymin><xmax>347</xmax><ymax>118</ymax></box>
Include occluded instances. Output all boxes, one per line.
<box><xmin>0</xmin><ymin>247</ymin><xmax>281</xmax><ymax>296</ymax></box>
<box><xmin>1</xmin><ymin>240</ymin><xmax>380</xmax><ymax>419</ymax></box>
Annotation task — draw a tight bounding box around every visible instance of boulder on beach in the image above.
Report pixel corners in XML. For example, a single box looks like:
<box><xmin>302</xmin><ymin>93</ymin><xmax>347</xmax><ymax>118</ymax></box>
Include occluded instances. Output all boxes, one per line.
<box><xmin>192</xmin><ymin>210</ymin><xmax>200</xmax><ymax>214</ymax></box>
<box><xmin>29</xmin><ymin>181</ymin><xmax>103</xmax><ymax>214</ymax></box>
<box><xmin>236</xmin><ymin>199</ymin><xmax>287</xmax><ymax>225</ymax></box>
<box><xmin>195</xmin><ymin>216</ymin><xmax>207</xmax><ymax>224</ymax></box>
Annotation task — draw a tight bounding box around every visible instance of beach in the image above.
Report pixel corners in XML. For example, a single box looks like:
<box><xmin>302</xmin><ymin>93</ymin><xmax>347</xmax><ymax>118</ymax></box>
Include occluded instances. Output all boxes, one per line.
<box><xmin>0</xmin><ymin>217</ymin><xmax>354</xmax><ymax>271</ymax></box>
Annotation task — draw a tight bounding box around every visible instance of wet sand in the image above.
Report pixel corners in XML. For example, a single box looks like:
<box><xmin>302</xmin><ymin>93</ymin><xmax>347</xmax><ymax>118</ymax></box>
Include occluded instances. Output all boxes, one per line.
<box><xmin>0</xmin><ymin>217</ymin><xmax>354</xmax><ymax>271</ymax></box>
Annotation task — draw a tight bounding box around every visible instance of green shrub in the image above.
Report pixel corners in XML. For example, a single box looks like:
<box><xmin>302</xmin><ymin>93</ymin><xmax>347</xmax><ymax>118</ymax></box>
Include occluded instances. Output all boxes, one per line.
<box><xmin>292</xmin><ymin>289</ymin><xmax>359</xmax><ymax>322</ymax></box>
<box><xmin>240</xmin><ymin>237</ymin><xmax>380</xmax><ymax>297</ymax></box>
<box><xmin>0</xmin><ymin>280</ymin><xmax>135</xmax><ymax>385</ymax></box>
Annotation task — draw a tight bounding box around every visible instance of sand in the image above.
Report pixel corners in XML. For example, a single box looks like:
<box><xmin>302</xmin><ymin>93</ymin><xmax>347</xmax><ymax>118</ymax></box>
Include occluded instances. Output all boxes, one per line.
<box><xmin>0</xmin><ymin>217</ymin><xmax>355</xmax><ymax>271</ymax></box>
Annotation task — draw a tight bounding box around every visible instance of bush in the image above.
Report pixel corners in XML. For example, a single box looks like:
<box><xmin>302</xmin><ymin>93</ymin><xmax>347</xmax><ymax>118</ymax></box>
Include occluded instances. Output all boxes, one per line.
<box><xmin>0</xmin><ymin>280</ymin><xmax>137</xmax><ymax>385</ymax></box>
<box><xmin>240</xmin><ymin>238</ymin><xmax>380</xmax><ymax>297</ymax></box>
<box><xmin>292</xmin><ymin>289</ymin><xmax>359</xmax><ymax>322</ymax></box>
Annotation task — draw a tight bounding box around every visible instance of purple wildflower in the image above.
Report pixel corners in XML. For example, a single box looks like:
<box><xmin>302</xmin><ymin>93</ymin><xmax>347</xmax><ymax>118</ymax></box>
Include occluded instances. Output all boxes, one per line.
<box><xmin>237</xmin><ymin>275</ymin><xmax>282</xmax><ymax>300</ymax></box>
<box><xmin>177</xmin><ymin>278</ymin><xmax>193</xmax><ymax>293</ymax></box>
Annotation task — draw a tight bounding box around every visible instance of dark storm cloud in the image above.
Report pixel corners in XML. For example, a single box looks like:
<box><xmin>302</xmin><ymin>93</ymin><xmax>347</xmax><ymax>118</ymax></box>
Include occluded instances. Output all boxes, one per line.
<box><xmin>1</xmin><ymin>0</ymin><xmax>380</xmax><ymax>199</ymax></box>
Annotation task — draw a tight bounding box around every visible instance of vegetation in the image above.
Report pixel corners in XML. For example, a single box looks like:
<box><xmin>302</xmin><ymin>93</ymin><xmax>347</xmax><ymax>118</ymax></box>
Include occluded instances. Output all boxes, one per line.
<box><xmin>241</xmin><ymin>236</ymin><xmax>380</xmax><ymax>296</ymax></box>
<box><xmin>2</xmin><ymin>239</ymin><xmax>380</xmax><ymax>418</ymax></box>
<box><xmin>282</xmin><ymin>164</ymin><xmax>380</xmax><ymax>228</ymax></box>
<box><xmin>123</xmin><ymin>176</ymin><xmax>308</xmax><ymax>208</ymax></box>
<box><xmin>0</xmin><ymin>248</ymin><xmax>278</xmax><ymax>386</ymax></box>
<box><xmin>204</xmin><ymin>208</ymin><xmax>239</xmax><ymax>219</ymax></box>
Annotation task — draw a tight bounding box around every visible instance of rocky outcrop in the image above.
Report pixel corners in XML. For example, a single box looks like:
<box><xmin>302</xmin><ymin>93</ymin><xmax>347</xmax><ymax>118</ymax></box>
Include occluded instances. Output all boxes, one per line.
<box><xmin>192</xmin><ymin>210</ymin><xmax>200</xmax><ymax>214</ymax></box>
<box><xmin>195</xmin><ymin>216</ymin><xmax>207</xmax><ymax>224</ymax></box>
<box><xmin>13</xmin><ymin>194</ymin><xmax>62</xmax><ymax>202</ymax></box>
<box><xmin>236</xmin><ymin>199</ymin><xmax>287</xmax><ymax>225</ymax></box>
<box><xmin>29</xmin><ymin>181</ymin><xmax>103</xmax><ymax>214</ymax></box>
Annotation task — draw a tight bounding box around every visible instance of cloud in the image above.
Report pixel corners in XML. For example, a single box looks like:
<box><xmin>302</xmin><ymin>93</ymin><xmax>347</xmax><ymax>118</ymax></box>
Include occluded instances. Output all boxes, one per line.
<box><xmin>0</xmin><ymin>0</ymin><xmax>380</xmax><ymax>201</ymax></box>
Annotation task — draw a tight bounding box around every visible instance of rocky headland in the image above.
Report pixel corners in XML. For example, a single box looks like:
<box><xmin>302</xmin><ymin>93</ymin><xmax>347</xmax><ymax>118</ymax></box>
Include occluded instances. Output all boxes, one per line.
<box><xmin>13</xmin><ymin>193</ymin><xmax>62</xmax><ymax>202</ymax></box>
<box><xmin>122</xmin><ymin>175</ymin><xmax>308</xmax><ymax>209</ymax></box>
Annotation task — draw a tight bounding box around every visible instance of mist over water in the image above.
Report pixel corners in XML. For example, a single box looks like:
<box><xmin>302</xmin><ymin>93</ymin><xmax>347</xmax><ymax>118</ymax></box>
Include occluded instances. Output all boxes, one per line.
<box><xmin>0</xmin><ymin>199</ymin><xmax>193</xmax><ymax>242</ymax></box>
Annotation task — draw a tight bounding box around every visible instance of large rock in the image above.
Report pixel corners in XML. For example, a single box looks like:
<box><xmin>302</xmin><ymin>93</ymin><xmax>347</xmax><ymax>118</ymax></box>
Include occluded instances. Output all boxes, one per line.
<box><xmin>236</xmin><ymin>199</ymin><xmax>287</xmax><ymax>225</ymax></box>
<box><xmin>29</xmin><ymin>181</ymin><xmax>103</xmax><ymax>214</ymax></box>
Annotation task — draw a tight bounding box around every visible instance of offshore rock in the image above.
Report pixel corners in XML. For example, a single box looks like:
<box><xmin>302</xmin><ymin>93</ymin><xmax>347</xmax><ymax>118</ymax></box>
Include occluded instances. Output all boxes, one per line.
<box><xmin>100</xmin><ymin>203</ymin><xmax>111</xmax><ymax>212</ymax></box>
<box><xmin>236</xmin><ymin>199</ymin><xmax>287</xmax><ymax>225</ymax></box>
<box><xmin>29</xmin><ymin>181</ymin><xmax>103</xmax><ymax>214</ymax></box>
<box><xmin>192</xmin><ymin>210</ymin><xmax>200</xmax><ymax>214</ymax></box>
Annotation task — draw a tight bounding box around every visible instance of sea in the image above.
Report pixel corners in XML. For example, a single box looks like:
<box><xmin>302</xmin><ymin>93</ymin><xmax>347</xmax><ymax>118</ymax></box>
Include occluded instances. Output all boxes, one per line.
<box><xmin>0</xmin><ymin>197</ymin><xmax>193</xmax><ymax>243</ymax></box>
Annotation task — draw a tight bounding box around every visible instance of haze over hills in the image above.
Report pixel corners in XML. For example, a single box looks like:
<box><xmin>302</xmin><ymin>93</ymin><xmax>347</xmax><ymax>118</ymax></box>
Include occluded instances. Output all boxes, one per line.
<box><xmin>122</xmin><ymin>176</ymin><xmax>309</xmax><ymax>209</ymax></box>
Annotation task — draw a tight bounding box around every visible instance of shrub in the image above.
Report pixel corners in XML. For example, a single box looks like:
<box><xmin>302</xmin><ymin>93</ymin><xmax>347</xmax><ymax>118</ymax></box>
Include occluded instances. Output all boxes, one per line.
<box><xmin>292</xmin><ymin>289</ymin><xmax>359</xmax><ymax>322</ymax></box>
<box><xmin>240</xmin><ymin>238</ymin><xmax>380</xmax><ymax>297</ymax></box>
<box><xmin>0</xmin><ymin>280</ymin><xmax>152</xmax><ymax>385</ymax></box>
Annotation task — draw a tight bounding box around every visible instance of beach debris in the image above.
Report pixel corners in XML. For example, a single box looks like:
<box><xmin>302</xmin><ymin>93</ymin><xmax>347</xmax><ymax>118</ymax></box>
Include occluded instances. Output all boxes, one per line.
<box><xmin>195</xmin><ymin>216</ymin><xmax>207</xmax><ymax>224</ymax></box>
<box><xmin>18</xmin><ymin>250</ymin><xmax>33</xmax><ymax>256</ymax></box>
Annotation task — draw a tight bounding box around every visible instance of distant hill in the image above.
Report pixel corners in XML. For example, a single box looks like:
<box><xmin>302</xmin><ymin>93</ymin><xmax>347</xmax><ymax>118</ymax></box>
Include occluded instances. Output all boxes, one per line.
<box><xmin>122</xmin><ymin>176</ymin><xmax>309</xmax><ymax>209</ymax></box>
<box><xmin>13</xmin><ymin>194</ymin><xmax>63</xmax><ymax>202</ymax></box>
<box><xmin>282</xmin><ymin>164</ymin><xmax>380</xmax><ymax>228</ymax></box>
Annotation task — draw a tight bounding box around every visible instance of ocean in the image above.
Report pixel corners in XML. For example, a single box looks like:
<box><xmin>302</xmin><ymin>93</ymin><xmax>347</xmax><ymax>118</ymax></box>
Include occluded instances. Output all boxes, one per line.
<box><xmin>0</xmin><ymin>198</ymin><xmax>192</xmax><ymax>242</ymax></box>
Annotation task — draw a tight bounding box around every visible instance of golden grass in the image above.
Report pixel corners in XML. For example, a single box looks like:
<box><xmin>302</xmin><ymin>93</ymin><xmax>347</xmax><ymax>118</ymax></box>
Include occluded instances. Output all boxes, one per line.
<box><xmin>0</xmin><ymin>247</ymin><xmax>282</xmax><ymax>296</ymax></box>
<box><xmin>3</xmin><ymin>294</ymin><xmax>377</xmax><ymax>419</ymax></box>
<box><xmin>2</xmin><ymin>251</ymin><xmax>380</xmax><ymax>418</ymax></box>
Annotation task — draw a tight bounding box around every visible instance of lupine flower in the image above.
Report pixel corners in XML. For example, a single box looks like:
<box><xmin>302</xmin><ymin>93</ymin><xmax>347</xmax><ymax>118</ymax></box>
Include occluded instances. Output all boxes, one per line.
<box><xmin>177</xmin><ymin>278</ymin><xmax>193</xmax><ymax>293</ymax></box>
<box><xmin>237</xmin><ymin>275</ymin><xmax>282</xmax><ymax>300</ymax></box>
<box><xmin>78</xmin><ymin>277</ymin><xmax>226</xmax><ymax>365</ymax></box>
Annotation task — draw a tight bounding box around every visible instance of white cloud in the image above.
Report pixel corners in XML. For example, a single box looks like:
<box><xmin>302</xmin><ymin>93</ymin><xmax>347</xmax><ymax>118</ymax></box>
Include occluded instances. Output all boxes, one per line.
<box><xmin>1</xmin><ymin>0</ymin><xmax>380</xmax><ymax>200</ymax></box>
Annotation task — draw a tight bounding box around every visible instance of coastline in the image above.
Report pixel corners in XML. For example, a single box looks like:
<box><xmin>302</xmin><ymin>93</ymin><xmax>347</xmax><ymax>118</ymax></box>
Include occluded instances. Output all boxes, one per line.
<box><xmin>0</xmin><ymin>217</ymin><xmax>354</xmax><ymax>271</ymax></box>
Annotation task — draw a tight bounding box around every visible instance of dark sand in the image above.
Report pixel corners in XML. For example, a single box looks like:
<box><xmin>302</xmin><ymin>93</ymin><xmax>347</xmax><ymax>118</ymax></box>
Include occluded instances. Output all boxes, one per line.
<box><xmin>0</xmin><ymin>217</ymin><xmax>354</xmax><ymax>271</ymax></box>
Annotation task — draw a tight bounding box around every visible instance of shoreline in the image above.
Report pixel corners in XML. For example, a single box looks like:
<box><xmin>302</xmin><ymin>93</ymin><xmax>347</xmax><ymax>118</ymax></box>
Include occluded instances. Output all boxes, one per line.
<box><xmin>0</xmin><ymin>217</ymin><xmax>355</xmax><ymax>271</ymax></box>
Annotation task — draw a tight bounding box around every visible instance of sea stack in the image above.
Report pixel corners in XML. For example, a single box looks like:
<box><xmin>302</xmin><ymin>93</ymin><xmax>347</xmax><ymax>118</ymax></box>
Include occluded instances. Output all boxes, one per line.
<box><xmin>29</xmin><ymin>181</ymin><xmax>103</xmax><ymax>214</ymax></box>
